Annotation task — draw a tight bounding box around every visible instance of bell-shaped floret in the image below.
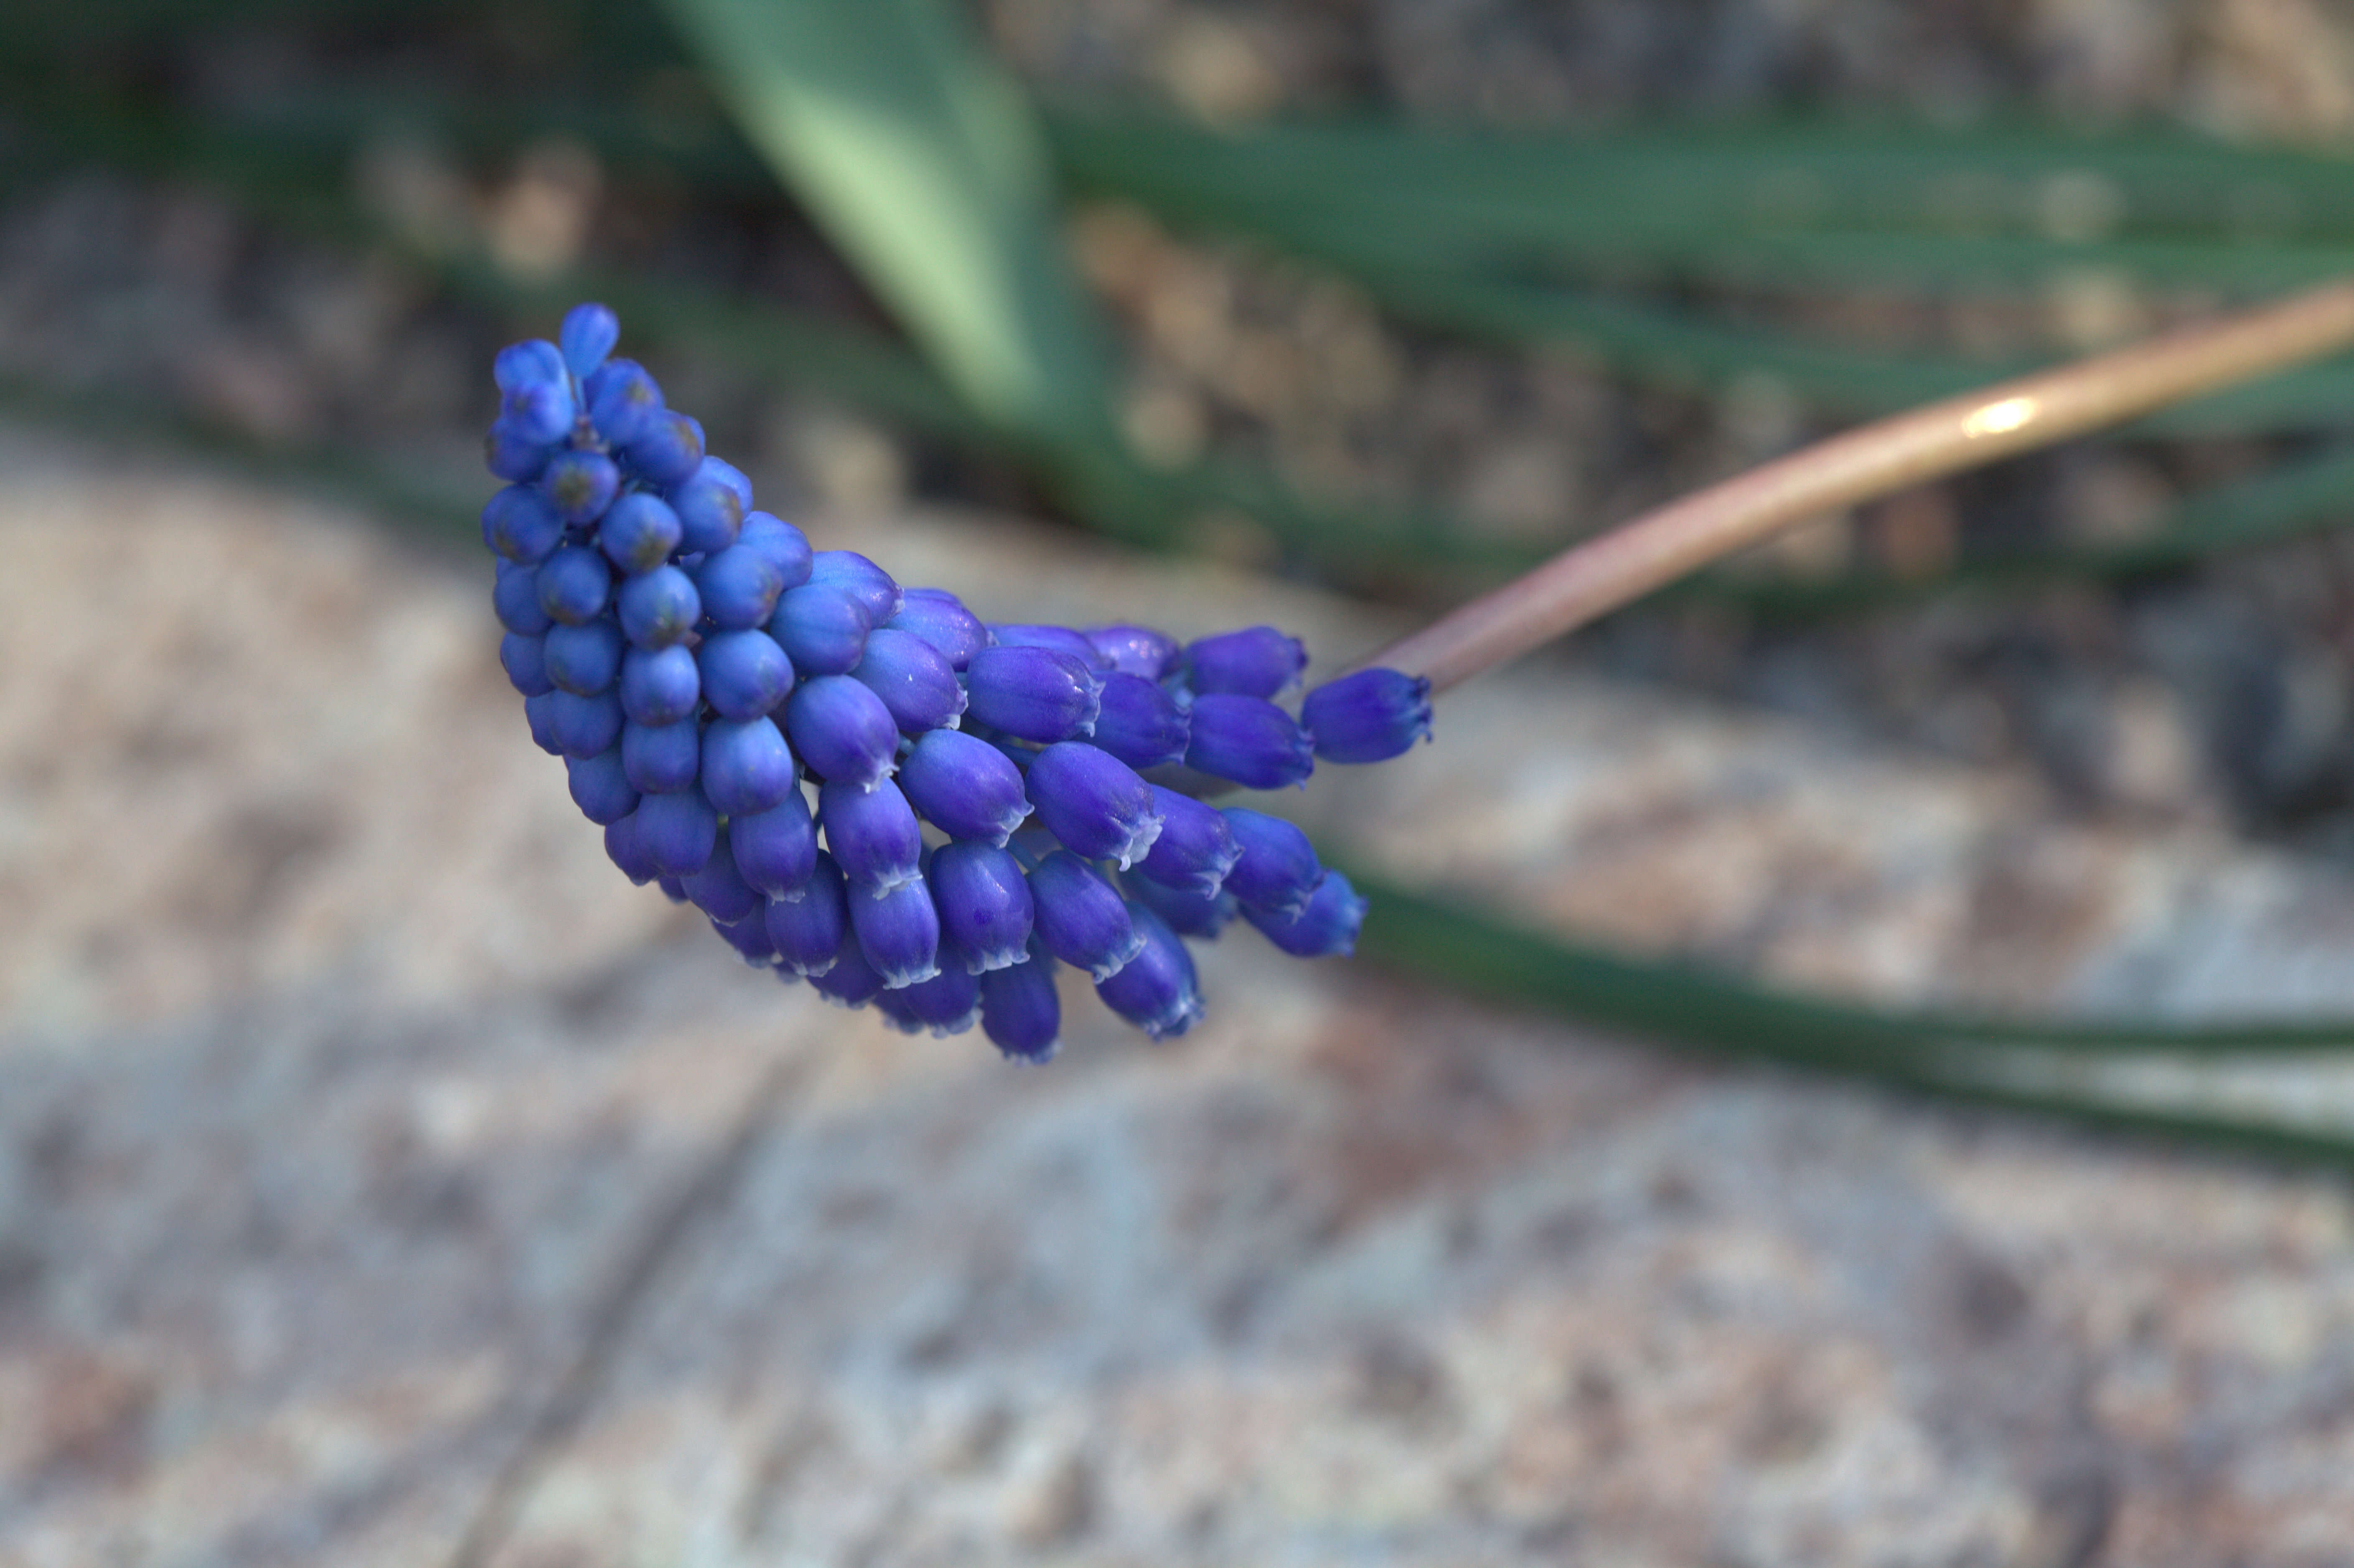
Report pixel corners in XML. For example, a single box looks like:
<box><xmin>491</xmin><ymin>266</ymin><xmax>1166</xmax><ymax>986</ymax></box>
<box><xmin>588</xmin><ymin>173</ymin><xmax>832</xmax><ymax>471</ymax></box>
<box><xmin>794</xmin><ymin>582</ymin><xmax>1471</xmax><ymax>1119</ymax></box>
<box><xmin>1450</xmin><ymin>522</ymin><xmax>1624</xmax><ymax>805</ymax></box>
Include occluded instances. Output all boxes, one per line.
<box><xmin>615</xmin><ymin>564</ymin><xmax>701</xmax><ymax>650</ymax></box>
<box><xmin>1133</xmin><ymin>787</ymin><xmax>1240</xmax><ymax>897</ymax></box>
<box><xmin>636</xmin><ymin>785</ymin><xmax>719</xmax><ymax>877</ymax></box>
<box><xmin>597</xmin><ymin>493</ymin><xmax>684</xmax><ymax>575</ymax></box>
<box><xmin>979</xmin><ymin>948</ymin><xmax>1060</xmax><ymax>1062</ymax></box>
<box><xmin>1094</xmin><ymin>905</ymin><xmax>1203</xmax><ymax>1041</ymax></box>
<box><xmin>1182</xmin><ymin>625</ymin><xmax>1305</xmax><ymax>699</ymax></box>
<box><xmin>1026</xmin><ymin>850</ymin><xmax>1146</xmax><ymax>981</ymax></box>
<box><xmin>559</xmin><ymin>302</ymin><xmax>620</xmax><ymax>377</ymax></box>
<box><xmin>541</xmin><ymin>450</ymin><xmax>619</xmax><ymax>528</ymax></box>
<box><xmin>820</xmin><ymin>778</ymin><xmax>924</xmax><ymax>894</ymax></box>
<box><xmin>852</xmin><ymin>875</ymin><xmax>942</xmax><ymax>990</ymax></box>
<box><xmin>681</xmin><ymin>825</ymin><xmax>762</xmax><ymax>925</ymax></box>
<box><xmin>731</xmin><ymin>792</ymin><xmax>818</xmax><ymax>898</ymax></box>
<box><xmin>1086</xmin><ymin>624</ymin><xmax>1179</xmax><ymax>680</ymax></box>
<box><xmin>889</xmin><ymin>589</ymin><xmax>989</xmax><ymax>670</ymax></box>
<box><xmin>784</xmin><ymin>675</ymin><xmax>899</xmax><ymax>790</ymax></box>
<box><xmin>1025</xmin><ymin>743</ymin><xmax>1163</xmax><ymax>869</ymax></box>
<box><xmin>895</xmin><ymin>729</ymin><xmax>1032</xmax><ymax>846</ymax></box>
<box><xmin>483</xmin><ymin>485</ymin><xmax>567</xmax><ymax>564</ymax></box>
<box><xmin>622</xmin><ymin>717</ymin><xmax>701</xmax><ymax>794</ymax></box>
<box><xmin>1088</xmin><ymin>673</ymin><xmax>1190</xmax><ymax>770</ymax></box>
<box><xmin>618</xmin><ymin>644</ymin><xmax>699</xmax><ymax>726</ymax></box>
<box><xmin>702</xmin><ymin>717</ymin><xmax>798</xmax><ymax>815</ymax></box>
<box><xmin>566</xmin><ymin>747</ymin><xmax>639</xmax><ymax>826</ymax></box>
<box><xmin>669</xmin><ymin>456</ymin><xmax>746</xmax><ymax>554</ymax></box>
<box><xmin>1242</xmin><ymin>869</ymin><xmax>1368</xmax><ymax>957</ymax></box>
<box><xmin>1185</xmin><ymin>694</ymin><xmax>1314</xmax><ymax>790</ymax></box>
<box><xmin>1302</xmin><ymin>668</ymin><xmax>1433</xmax><ymax>764</ymax></box>
<box><xmin>1219</xmin><ymin>808</ymin><xmax>1326</xmax><ymax>920</ymax></box>
<box><xmin>696</xmin><ymin>628</ymin><xmax>796</xmax><ymax>720</ymax></box>
<box><xmin>874</xmin><ymin>965</ymin><xmax>981</xmax><ymax>1037</ymax></box>
<box><xmin>965</xmin><ymin>645</ymin><xmax>1103</xmax><ymax>743</ymax></box>
<box><xmin>768</xmin><ymin>582</ymin><xmax>872</xmax><ymax>676</ymax></box>
<box><xmin>809</xmin><ymin>550</ymin><xmax>902</xmax><ymax>625</ymax></box>
<box><xmin>930</xmin><ymin>841</ymin><xmax>1035</xmax><ymax>973</ymax></box>
<box><xmin>766</xmin><ymin>852</ymin><xmax>850</xmax><ymax>976</ymax></box>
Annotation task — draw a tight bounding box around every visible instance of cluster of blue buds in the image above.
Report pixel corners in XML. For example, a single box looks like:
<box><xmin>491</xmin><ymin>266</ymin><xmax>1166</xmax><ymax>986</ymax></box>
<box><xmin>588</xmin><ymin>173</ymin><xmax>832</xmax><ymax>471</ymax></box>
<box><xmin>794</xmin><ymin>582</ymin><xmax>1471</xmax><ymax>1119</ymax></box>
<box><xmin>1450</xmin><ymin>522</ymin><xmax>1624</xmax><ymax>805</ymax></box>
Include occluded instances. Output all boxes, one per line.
<box><xmin>483</xmin><ymin>305</ymin><xmax>1434</xmax><ymax>1061</ymax></box>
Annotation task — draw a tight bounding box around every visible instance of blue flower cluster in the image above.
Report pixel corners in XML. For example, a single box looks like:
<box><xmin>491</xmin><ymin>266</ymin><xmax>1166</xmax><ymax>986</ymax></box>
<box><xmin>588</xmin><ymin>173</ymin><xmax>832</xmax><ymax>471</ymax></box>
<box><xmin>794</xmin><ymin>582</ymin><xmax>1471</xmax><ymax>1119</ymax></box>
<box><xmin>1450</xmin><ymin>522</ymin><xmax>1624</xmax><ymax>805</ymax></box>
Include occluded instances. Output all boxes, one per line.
<box><xmin>483</xmin><ymin>304</ymin><xmax>1433</xmax><ymax>1061</ymax></box>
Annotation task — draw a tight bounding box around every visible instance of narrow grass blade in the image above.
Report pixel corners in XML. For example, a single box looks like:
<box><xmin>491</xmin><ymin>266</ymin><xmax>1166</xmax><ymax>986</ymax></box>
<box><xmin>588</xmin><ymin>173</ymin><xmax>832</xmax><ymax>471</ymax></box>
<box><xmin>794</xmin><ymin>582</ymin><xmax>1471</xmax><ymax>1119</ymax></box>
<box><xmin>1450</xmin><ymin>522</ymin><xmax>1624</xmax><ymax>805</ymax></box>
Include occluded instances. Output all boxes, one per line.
<box><xmin>658</xmin><ymin>0</ymin><xmax>1112</xmax><ymax>444</ymax></box>
<box><xmin>1344</xmin><ymin>864</ymin><xmax>2354</xmax><ymax>1058</ymax></box>
<box><xmin>1120</xmin><ymin>203</ymin><xmax>2354</xmax><ymax>434</ymax></box>
<box><xmin>162</xmin><ymin>84</ymin><xmax>2354</xmax><ymax>433</ymax></box>
<box><xmin>1342</xmin><ymin>864</ymin><xmax>2354</xmax><ymax>1166</ymax></box>
<box><xmin>1047</xmin><ymin>111</ymin><xmax>2354</xmax><ymax>266</ymax></box>
<box><xmin>1048</xmin><ymin>110</ymin><xmax>2354</xmax><ymax>431</ymax></box>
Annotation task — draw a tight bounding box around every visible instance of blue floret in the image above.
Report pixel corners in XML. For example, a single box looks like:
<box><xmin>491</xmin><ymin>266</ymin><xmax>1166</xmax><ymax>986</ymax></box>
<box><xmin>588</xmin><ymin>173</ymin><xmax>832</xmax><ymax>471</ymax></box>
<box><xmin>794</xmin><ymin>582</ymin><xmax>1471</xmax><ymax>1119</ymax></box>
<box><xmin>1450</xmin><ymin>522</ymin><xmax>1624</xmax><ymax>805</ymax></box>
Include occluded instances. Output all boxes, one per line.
<box><xmin>476</xmin><ymin>302</ymin><xmax>1434</xmax><ymax>1059</ymax></box>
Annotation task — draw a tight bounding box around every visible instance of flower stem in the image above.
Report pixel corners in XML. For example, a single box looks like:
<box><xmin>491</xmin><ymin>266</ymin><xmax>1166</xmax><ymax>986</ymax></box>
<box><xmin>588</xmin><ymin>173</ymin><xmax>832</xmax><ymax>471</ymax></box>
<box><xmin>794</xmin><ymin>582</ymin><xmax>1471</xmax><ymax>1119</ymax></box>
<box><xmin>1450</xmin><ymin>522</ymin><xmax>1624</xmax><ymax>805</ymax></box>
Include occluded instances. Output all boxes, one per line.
<box><xmin>1369</xmin><ymin>279</ymin><xmax>2354</xmax><ymax>692</ymax></box>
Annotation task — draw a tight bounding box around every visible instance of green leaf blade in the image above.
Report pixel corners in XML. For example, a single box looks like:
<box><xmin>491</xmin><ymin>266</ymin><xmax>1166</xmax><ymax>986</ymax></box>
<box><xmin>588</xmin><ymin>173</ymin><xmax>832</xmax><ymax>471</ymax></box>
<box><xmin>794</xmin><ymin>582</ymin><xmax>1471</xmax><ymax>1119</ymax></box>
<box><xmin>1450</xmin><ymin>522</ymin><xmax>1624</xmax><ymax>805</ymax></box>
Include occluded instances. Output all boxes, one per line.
<box><xmin>660</xmin><ymin>0</ymin><xmax>1112</xmax><ymax>443</ymax></box>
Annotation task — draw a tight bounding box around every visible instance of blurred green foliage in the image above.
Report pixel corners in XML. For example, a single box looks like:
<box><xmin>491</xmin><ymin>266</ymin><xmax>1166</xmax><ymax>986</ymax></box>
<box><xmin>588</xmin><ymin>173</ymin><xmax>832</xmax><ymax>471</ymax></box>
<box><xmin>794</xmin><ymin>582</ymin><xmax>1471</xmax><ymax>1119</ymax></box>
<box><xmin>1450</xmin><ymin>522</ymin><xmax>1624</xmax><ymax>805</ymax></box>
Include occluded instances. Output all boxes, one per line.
<box><xmin>10</xmin><ymin>0</ymin><xmax>2354</xmax><ymax>1154</ymax></box>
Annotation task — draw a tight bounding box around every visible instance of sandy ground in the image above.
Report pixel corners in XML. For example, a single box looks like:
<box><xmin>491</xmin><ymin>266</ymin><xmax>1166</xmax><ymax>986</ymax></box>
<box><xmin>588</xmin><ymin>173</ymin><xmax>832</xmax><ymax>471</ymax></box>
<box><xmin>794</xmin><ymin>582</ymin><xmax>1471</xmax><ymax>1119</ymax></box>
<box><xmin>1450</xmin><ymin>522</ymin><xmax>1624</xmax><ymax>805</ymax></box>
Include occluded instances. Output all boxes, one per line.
<box><xmin>8</xmin><ymin>427</ymin><xmax>2354</xmax><ymax>1566</ymax></box>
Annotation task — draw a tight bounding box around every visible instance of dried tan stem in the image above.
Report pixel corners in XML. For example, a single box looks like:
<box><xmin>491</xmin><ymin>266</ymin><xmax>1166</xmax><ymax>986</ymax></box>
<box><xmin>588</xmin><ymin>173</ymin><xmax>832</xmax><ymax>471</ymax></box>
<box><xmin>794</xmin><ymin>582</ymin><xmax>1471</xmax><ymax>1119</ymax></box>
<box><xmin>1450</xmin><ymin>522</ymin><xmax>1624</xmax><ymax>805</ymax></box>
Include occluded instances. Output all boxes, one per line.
<box><xmin>1370</xmin><ymin>280</ymin><xmax>2354</xmax><ymax>692</ymax></box>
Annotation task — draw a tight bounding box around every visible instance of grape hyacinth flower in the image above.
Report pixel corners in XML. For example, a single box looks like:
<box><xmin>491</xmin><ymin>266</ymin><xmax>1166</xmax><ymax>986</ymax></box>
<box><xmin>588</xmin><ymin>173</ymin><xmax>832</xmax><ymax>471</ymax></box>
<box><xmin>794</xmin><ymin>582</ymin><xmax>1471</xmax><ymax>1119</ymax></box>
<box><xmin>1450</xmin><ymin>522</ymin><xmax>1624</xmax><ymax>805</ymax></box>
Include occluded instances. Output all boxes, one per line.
<box><xmin>1124</xmin><ymin>873</ymin><xmax>1237</xmax><ymax>940</ymax></box>
<box><xmin>890</xmin><ymin>589</ymin><xmax>989</xmax><ymax>669</ymax></box>
<box><xmin>979</xmin><ymin>944</ymin><xmax>1061</xmax><ymax>1062</ymax></box>
<box><xmin>1183</xmin><ymin>625</ymin><xmax>1305</xmax><ymax>699</ymax></box>
<box><xmin>475</xmin><ymin>305</ymin><xmax>1431</xmax><ymax>1062</ymax></box>
<box><xmin>1185</xmin><ymin>694</ymin><xmax>1315</xmax><ymax>790</ymax></box>
<box><xmin>1026</xmin><ymin>848</ymin><xmax>1146</xmax><ymax>981</ymax></box>
<box><xmin>965</xmin><ymin>645</ymin><xmax>1102</xmax><ymax>742</ymax></box>
<box><xmin>1302</xmin><ymin>668</ymin><xmax>1434</xmax><ymax>764</ymax></box>
<box><xmin>930</xmin><ymin>841</ymin><xmax>1036</xmax><ymax>973</ymax></box>
<box><xmin>766</xmin><ymin>852</ymin><xmax>849</xmax><ymax>976</ymax></box>
<box><xmin>877</xmin><ymin>964</ymin><xmax>983</xmax><ymax>1037</ymax></box>
<box><xmin>819</xmin><ymin>778</ymin><xmax>923</xmax><ymax>894</ymax></box>
<box><xmin>770</xmin><ymin>582</ymin><xmax>870</xmax><ymax>675</ymax></box>
<box><xmin>1088</xmin><ymin>674</ymin><xmax>1189</xmax><ymax>770</ymax></box>
<box><xmin>1095</xmin><ymin>905</ymin><xmax>1205</xmax><ymax>1040</ymax></box>
<box><xmin>1134</xmin><ymin>788</ymin><xmax>1240</xmax><ymax>897</ymax></box>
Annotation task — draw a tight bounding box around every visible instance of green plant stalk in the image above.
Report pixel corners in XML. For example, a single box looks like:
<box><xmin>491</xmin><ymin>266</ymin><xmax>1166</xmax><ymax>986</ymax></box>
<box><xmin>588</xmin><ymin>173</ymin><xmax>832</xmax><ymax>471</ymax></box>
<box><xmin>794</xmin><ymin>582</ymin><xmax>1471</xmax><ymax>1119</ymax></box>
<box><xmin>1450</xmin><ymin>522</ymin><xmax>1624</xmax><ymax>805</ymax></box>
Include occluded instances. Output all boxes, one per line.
<box><xmin>1372</xmin><ymin>278</ymin><xmax>2354</xmax><ymax>689</ymax></box>
<box><xmin>1344</xmin><ymin>864</ymin><xmax>2354</xmax><ymax>1056</ymax></box>
<box><xmin>1349</xmin><ymin>867</ymin><xmax>2354</xmax><ymax>1168</ymax></box>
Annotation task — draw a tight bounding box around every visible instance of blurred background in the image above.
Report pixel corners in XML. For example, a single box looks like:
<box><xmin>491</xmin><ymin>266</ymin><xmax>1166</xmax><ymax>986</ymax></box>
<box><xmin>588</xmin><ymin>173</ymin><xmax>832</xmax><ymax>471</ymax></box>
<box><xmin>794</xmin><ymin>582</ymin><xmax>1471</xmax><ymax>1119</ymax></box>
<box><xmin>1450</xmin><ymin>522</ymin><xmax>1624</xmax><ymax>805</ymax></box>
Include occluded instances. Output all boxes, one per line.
<box><xmin>16</xmin><ymin>1</ymin><xmax>2354</xmax><ymax>1563</ymax></box>
<box><xmin>22</xmin><ymin>0</ymin><xmax>2354</xmax><ymax>841</ymax></box>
